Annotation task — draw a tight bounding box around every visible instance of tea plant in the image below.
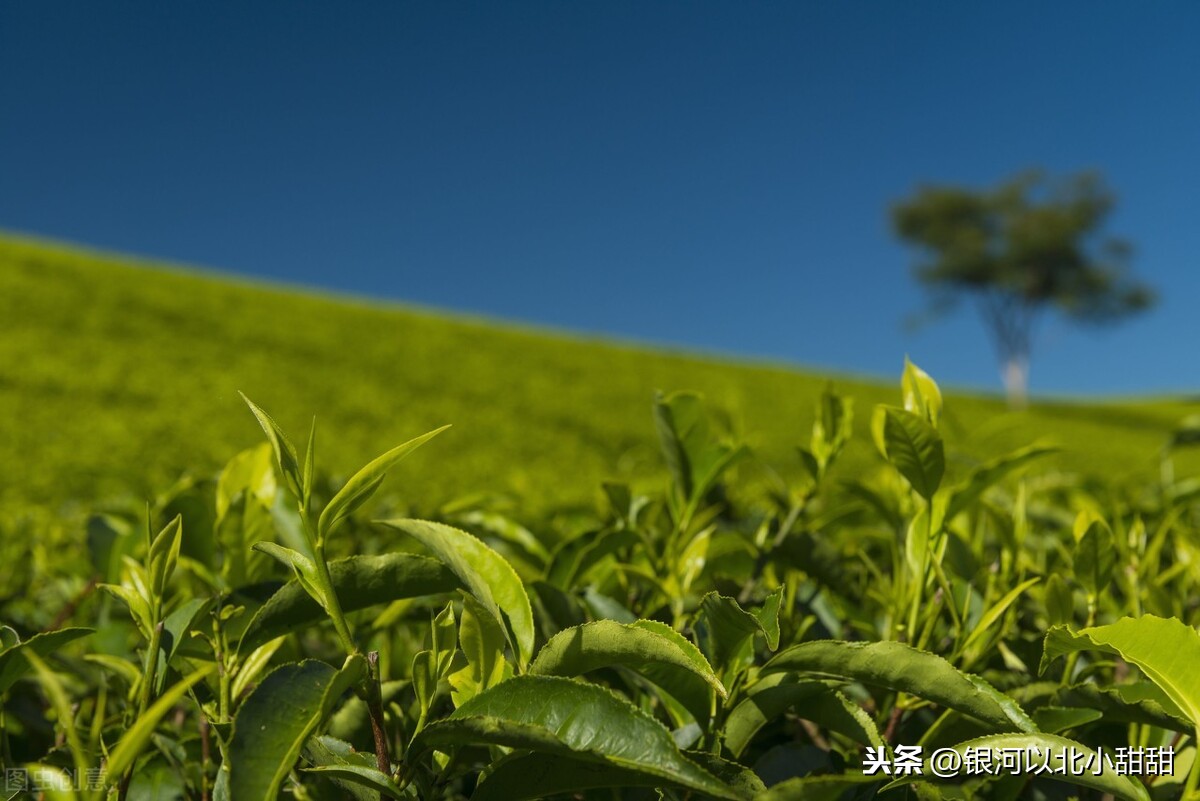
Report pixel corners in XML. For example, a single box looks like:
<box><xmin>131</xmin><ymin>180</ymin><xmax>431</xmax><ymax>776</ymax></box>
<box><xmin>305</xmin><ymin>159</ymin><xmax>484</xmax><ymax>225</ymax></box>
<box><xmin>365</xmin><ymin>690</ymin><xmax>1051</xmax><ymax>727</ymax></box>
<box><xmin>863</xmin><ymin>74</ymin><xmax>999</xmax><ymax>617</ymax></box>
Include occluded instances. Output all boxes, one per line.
<box><xmin>6</xmin><ymin>233</ymin><xmax>1198</xmax><ymax>521</ymax></box>
<box><xmin>2</xmin><ymin>361</ymin><xmax>1200</xmax><ymax>800</ymax></box>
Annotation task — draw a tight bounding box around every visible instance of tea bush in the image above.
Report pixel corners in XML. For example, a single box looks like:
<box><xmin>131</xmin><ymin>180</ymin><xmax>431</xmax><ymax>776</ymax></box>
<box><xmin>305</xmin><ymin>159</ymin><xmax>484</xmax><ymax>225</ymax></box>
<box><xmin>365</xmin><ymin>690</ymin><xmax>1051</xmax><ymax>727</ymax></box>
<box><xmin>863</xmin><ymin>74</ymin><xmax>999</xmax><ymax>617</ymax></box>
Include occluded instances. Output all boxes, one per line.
<box><xmin>3</xmin><ymin>233</ymin><xmax>1197</xmax><ymax>520</ymax></box>
<box><xmin>3</xmin><ymin>361</ymin><xmax>1200</xmax><ymax>800</ymax></box>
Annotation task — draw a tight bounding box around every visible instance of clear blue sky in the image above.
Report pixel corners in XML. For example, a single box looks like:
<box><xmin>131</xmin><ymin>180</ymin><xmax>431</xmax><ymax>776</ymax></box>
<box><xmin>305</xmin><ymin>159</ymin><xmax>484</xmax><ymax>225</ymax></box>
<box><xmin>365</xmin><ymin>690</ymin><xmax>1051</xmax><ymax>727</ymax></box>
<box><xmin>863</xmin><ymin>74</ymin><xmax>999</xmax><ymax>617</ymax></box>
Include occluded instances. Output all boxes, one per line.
<box><xmin>3</xmin><ymin>3</ymin><xmax>1197</xmax><ymax>396</ymax></box>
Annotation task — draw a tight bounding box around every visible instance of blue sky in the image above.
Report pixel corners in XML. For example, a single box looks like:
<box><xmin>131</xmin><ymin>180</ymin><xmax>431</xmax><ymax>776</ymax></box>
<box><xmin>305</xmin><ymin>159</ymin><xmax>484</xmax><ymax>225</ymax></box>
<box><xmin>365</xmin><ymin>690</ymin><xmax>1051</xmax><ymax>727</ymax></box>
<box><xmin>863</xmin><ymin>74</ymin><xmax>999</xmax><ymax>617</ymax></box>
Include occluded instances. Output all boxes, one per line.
<box><xmin>3</xmin><ymin>3</ymin><xmax>1197</xmax><ymax>396</ymax></box>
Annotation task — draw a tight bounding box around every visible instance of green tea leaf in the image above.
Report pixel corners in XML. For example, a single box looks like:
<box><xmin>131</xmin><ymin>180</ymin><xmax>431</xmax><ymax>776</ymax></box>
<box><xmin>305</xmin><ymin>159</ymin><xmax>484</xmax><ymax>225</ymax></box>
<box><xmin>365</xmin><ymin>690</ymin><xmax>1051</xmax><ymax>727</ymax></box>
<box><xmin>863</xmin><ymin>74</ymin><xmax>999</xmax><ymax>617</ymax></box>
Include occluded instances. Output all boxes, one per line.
<box><xmin>411</xmin><ymin>649</ymin><xmax>436</xmax><ymax>718</ymax></box>
<box><xmin>530</xmin><ymin>618</ymin><xmax>725</xmax><ymax>698</ymax></box>
<box><xmin>448</xmin><ymin>594</ymin><xmax>511</xmax><ymax>707</ymax></box>
<box><xmin>232</xmin><ymin>637</ymin><xmax>285</xmax><ymax>700</ymax></box>
<box><xmin>317</xmin><ymin>425</ymin><xmax>450</xmax><ymax>540</ymax></box>
<box><xmin>454</xmin><ymin>509</ymin><xmax>551</xmax><ymax>566</ymax></box>
<box><xmin>302</xmin><ymin>416</ymin><xmax>317</xmax><ymax>501</ymax></box>
<box><xmin>409</xmin><ymin>675</ymin><xmax>742</xmax><ymax>800</ymax></box>
<box><xmin>237</xmin><ymin>552</ymin><xmax>460</xmax><ymax>653</ymax></box>
<box><xmin>545</xmin><ymin>527</ymin><xmax>641</xmax><ymax>590</ymax></box>
<box><xmin>1040</xmin><ymin>615</ymin><xmax>1200</xmax><ymax>727</ymax></box>
<box><xmin>1044</xmin><ymin>574</ymin><xmax>1074</xmax><ymax>626</ymax></box>
<box><xmin>796</xmin><ymin>447</ymin><xmax>821</xmax><ymax>482</ymax></box>
<box><xmin>252</xmin><ymin>541</ymin><xmax>317</xmax><ymax>581</ymax></box>
<box><xmin>155</xmin><ymin>597</ymin><xmax>211</xmax><ymax>692</ymax></box>
<box><xmin>230</xmin><ymin>655</ymin><xmax>367</xmax><ymax>801</ymax></box>
<box><xmin>24</xmin><ymin>651</ymin><xmax>90</xmax><ymax>791</ymax></box>
<box><xmin>724</xmin><ymin>672</ymin><xmax>883</xmax><ymax>758</ymax></box>
<box><xmin>1053</xmin><ymin>682</ymin><xmax>1190</xmax><ymax>731</ymax></box>
<box><xmin>699</xmin><ymin>592</ymin><xmax>774</xmax><ymax>673</ymax></box>
<box><xmin>216</xmin><ymin>444</ymin><xmax>277</xmax><ymax>521</ymax></box>
<box><xmin>301</xmin><ymin>735</ymin><xmax>378</xmax><ymax>801</ymax></box>
<box><xmin>431</xmin><ymin>601</ymin><xmax>457</xmax><ymax>676</ymax></box>
<box><xmin>252</xmin><ymin>540</ymin><xmax>326</xmax><ymax>613</ymax></box>
<box><xmin>874</xmin><ymin>406</ymin><xmax>944</xmax><ymax>500</ymax></box>
<box><xmin>84</xmin><ymin>653</ymin><xmax>142</xmax><ymax>688</ymax></box>
<box><xmin>1031</xmin><ymin>705</ymin><xmax>1103</xmax><ymax>733</ymax></box>
<box><xmin>148</xmin><ymin>515</ymin><xmax>183</xmax><ymax>599</ymax></box>
<box><xmin>755</xmin><ymin>587</ymin><xmax>784</xmax><ymax>651</ymax></box>
<box><xmin>0</xmin><ymin>628</ymin><xmax>92</xmax><ymax>696</ymax></box>
<box><xmin>902</xmin><ymin>357</ymin><xmax>942</xmax><ymax>426</ymax></box>
<box><xmin>105</xmin><ymin>664</ymin><xmax>216</xmax><ymax>785</ymax></box>
<box><xmin>381</xmin><ymin>519</ymin><xmax>534</xmax><ymax>670</ymax></box>
<box><xmin>762</xmin><ymin>640</ymin><xmax>1036</xmax><ymax>733</ymax></box>
<box><xmin>1072</xmin><ymin>511</ymin><xmax>1115</xmax><ymax>597</ymax></box>
<box><xmin>810</xmin><ymin>386</ymin><xmax>854</xmax><ymax>473</ymax></box>
<box><xmin>100</xmin><ymin>583</ymin><xmax>154</xmax><ymax>637</ymax></box>
<box><xmin>653</xmin><ymin>391</ymin><xmax>744</xmax><ymax>509</ymax></box>
<box><xmin>959</xmin><ymin>577</ymin><xmax>1040</xmax><ymax>662</ymax></box>
<box><xmin>302</xmin><ymin>765</ymin><xmax>406</xmax><ymax>800</ymax></box>
<box><xmin>240</xmin><ymin>393</ymin><xmax>304</xmax><ymax>498</ymax></box>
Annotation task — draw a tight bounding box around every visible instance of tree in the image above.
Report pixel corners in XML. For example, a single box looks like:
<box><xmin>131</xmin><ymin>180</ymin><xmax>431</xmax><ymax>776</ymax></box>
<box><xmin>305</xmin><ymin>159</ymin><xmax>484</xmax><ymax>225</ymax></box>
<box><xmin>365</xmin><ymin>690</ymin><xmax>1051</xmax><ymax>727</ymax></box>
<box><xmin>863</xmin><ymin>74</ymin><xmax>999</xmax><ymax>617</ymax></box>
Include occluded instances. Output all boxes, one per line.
<box><xmin>891</xmin><ymin>170</ymin><xmax>1155</xmax><ymax>408</ymax></box>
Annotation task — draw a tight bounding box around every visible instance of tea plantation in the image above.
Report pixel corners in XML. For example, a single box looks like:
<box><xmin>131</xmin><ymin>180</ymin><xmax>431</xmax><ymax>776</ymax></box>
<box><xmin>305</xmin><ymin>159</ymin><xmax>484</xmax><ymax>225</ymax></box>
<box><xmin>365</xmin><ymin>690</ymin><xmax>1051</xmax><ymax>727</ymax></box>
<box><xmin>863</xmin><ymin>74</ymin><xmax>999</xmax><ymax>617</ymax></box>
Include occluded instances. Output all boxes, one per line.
<box><xmin>1</xmin><ymin>233</ymin><xmax>1194</xmax><ymax>517</ymax></box>
<box><xmin>3</xmin><ymin>232</ymin><xmax>1200</xmax><ymax>800</ymax></box>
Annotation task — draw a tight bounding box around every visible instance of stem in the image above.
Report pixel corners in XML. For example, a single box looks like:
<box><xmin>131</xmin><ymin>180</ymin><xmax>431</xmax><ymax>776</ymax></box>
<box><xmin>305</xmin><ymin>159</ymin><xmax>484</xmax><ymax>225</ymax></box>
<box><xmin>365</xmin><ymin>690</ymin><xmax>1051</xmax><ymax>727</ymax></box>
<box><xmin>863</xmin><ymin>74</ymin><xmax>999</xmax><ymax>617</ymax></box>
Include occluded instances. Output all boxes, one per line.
<box><xmin>212</xmin><ymin>613</ymin><xmax>234</xmax><ymax>726</ymax></box>
<box><xmin>905</xmin><ymin>505</ymin><xmax>935</xmax><ymax>642</ymax></box>
<box><xmin>299</xmin><ymin>505</ymin><xmax>356</xmax><ymax>656</ymax></box>
<box><xmin>412</xmin><ymin>709</ymin><xmax>429</xmax><ymax>741</ymax></box>
<box><xmin>301</xmin><ymin>509</ymin><xmax>396</xmax><ymax>790</ymax></box>
<box><xmin>88</xmin><ymin>682</ymin><xmax>107</xmax><ymax>760</ymax></box>
<box><xmin>0</xmin><ymin>697</ymin><xmax>10</xmax><ymax>767</ymax></box>
<box><xmin>366</xmin><ymin>651</ymin><xmax>393</xmax><ymax>775</ymax></box>
<box><xmin>313</xmin><ymin>543</ymin><xmax>356</xmax><ymax>655</ymax></box>
<box><xmin>1185</xmin><ymin>728</ymin><xmax>1200</xmax><ymax>800</ymax></box>
<box><xmin>300</xmin><ymin>501</ymin><xmax>397</xmax><ymax>788</ymax></box>
<box><xmin>137</xmin><ymin>621</ymin><xmax>164</xmax><ymax>726</ymax></box>
<box><xmin>218</xmin><ymin>650</ymin><xmax>232</xmax><ymax>723</ymax></box>
<box><xmin>200</xmin><ymin>715</ymin><xmax>212</xmax><ymax>801</ymax></box>
<box><xmin>1062</xmin><ymin>598</ymin><xmax>1096</xmax><ymax>685</ymax></box>
<box><xmin>121</xmin><ymin>619</ymin><xmax>163</xmax><ymax>801</ymax></box>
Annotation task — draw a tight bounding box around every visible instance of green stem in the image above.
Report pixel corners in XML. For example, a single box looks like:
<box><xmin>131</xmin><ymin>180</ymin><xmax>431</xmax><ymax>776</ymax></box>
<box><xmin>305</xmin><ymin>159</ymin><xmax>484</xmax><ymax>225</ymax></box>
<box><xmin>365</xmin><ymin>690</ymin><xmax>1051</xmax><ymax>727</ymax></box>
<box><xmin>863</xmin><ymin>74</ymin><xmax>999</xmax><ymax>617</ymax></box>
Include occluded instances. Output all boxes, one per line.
<box><xmin>1185</xmin><ymin>728</ymin><xmax>1200</xmax><ymax>800</ymax></box>
<box><xmin>312</xmin><ymin>542</ymin><xmax>356</xmax><ymax>655</ymax></box>
<box><xmin>905</xmin><ymin>504</ymin><xmax>935</xmax><ymax>642</ymax></box>
<box><xmin>301</xmin><ymin>503</ymin><xmax>396</xmax><ymax>784</ymax></box>
<box><xmin>1062</xmin><ymin>598</ymin><xmax>1096</xmax><ymax>685</ymax></box>
<box><xmin>88</xmin><ymin>682</ymin><xmax>107</xmax><ymax>759</ymax></box>
<box><xmin>200</xmin><ymin>714</ymin><xmax>212</xmax><ymax>801</ymax></box>
<box><xmin>218</xmin><ymin>650</ymin><xmax>232</xmax><ymax>723</ymax></box>
<box><xmin>299</xmin><ymin>504</ymin><xmax>356</xmax><ymax>656</ymax></box>
<box><xmin>0</xmin><ymin>697</ymin><xmax>10</xmax><ymax>767</ymax></box>
<box><xmin>411</xmin><ymin>709</ymin><xmax>429</xmax><ymax>741</ymax></box>
<box><xmin>121</xmin><ymin>619</ymin><xmax>163</xmax><ymax>800</ymax></box>
<box><xmin>137</xmin><ymin>621</ymin><xmax>164</xmax><ymax>722</ymax></box>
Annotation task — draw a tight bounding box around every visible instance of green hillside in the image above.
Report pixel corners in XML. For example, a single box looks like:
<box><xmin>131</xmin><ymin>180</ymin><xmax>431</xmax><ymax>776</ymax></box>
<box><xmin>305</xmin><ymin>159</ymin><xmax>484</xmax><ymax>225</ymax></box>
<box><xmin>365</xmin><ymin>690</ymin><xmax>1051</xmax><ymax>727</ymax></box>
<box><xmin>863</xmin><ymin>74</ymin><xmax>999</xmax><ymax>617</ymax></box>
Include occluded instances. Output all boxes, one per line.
<box><xmin>2</xmin><ymin>233</ymin><xmax>1195</xmax><ymax>517</ymax></box>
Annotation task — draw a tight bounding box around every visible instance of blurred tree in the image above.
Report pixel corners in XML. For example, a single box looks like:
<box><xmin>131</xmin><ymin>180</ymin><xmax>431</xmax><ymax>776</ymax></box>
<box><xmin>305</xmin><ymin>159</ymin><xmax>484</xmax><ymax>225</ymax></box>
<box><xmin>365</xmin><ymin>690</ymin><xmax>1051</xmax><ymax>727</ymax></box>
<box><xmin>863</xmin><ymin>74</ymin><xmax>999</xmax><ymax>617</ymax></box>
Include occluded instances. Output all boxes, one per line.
<box><xmin>892</xmin><ymin>170</ymin><xmax>1155</xmax><ymax>407</ymax></box>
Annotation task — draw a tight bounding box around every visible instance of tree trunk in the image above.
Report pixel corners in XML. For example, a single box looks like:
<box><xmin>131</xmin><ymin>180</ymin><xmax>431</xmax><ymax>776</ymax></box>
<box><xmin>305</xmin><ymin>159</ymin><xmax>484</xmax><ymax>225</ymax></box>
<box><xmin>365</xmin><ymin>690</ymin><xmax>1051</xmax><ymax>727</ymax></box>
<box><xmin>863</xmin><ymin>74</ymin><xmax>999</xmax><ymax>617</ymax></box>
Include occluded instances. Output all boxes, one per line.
<box><xmin>1001</xmin><ymin>356</ymin><xmax>1029</xmax><ymax>409</ymax></box>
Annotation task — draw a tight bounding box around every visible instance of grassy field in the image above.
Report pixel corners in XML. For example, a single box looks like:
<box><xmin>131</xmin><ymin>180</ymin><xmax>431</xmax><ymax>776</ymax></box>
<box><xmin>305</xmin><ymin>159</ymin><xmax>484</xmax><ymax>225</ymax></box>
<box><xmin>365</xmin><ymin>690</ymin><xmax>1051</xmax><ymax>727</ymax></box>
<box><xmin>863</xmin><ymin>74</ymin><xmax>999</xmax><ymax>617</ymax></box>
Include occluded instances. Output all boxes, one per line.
<box><xmin>3</xmin><ymin>232</ymin><xmax>1196</xmax><ymax>518</ymax></box>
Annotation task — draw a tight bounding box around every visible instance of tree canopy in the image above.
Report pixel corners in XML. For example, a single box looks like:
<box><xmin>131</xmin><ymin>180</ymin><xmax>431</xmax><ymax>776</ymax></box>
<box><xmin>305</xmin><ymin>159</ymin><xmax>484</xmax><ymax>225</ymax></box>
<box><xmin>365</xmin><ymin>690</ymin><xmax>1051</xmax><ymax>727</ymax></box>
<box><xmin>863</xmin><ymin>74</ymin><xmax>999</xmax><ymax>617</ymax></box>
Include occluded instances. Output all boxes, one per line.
<box><xmin>892</xmin><ymin>170</ymin><xmax>1155</xmax><ymax>406</ymax></box>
